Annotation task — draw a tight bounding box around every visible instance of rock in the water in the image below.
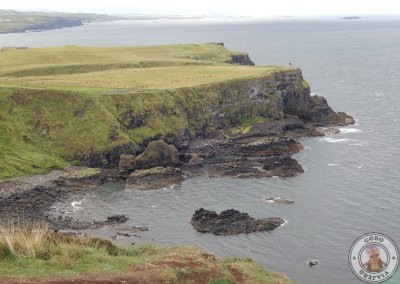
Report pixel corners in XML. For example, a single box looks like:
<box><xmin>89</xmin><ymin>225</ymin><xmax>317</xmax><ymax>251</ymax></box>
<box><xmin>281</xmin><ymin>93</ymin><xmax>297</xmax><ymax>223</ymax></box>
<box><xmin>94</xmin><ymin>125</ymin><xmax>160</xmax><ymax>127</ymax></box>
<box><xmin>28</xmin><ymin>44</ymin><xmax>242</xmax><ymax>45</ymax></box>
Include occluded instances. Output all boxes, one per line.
<box><xmin>308</xmin><ymin>259</ymin><xmax>320</xmax><ymax>266</ymax></box>
<box><xmin>126</xmin><ymin>167</ymin><xmax>184</xmax><ymax>190</ymax></box>
<box><xmin>134</xmin><ymin>140</ymin><xmax>180</xmax><ymax>170</ymax></box>
<box><xmin>265</xmin><ymin>197</ymin><xmax>295</xmax><ymax>204</ymax></box>
<box><xmin>107</xmin><ymin>215</ymin><xmax>129</xmax><ymax>223</ymax></box>
<box><xmin>191</xmin><ymin>208</ymin><xmax>284</xmax><ymax>235</ymax></box>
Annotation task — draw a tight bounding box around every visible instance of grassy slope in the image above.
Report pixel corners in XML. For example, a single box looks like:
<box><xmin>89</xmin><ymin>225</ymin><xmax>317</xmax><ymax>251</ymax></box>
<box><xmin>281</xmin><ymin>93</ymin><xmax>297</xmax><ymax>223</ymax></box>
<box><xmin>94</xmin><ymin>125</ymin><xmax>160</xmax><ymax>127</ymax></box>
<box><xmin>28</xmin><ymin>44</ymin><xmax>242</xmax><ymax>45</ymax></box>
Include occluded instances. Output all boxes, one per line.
<box><xmin>0</xmin><ymin>44</ymin><xmax>296</xmax><ymax>179</ymax></box>
<box><xmin>0</xmin><ymin>223</ymin><xmax>293</xmax><ymax>283</ymax></box>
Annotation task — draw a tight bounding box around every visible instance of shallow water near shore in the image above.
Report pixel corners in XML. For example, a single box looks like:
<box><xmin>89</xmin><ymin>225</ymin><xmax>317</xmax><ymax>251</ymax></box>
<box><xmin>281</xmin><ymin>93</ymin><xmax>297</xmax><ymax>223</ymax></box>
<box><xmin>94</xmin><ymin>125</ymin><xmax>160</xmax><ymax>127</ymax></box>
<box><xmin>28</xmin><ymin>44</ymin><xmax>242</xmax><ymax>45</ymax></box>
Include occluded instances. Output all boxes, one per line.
<box><xmin>2</xmin><ymin>18</ymin><xmax>400</xmax><ymax>283</ymax></box>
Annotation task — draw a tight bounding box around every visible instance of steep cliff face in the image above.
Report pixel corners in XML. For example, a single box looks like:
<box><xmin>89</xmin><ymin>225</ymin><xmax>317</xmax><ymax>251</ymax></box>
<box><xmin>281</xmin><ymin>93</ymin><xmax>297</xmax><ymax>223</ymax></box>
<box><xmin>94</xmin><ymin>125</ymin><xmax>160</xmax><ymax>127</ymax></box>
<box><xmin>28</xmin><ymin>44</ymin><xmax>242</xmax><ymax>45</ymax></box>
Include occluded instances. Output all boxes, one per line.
<box><xmin>182</xmin><ymin>68</ymin><xmax>352</xmax><ymax>135</ymax></box>
<box><xmin>0</xmin><ymin>68</ymin><xmax>353</xmax><ymax>177</ymax></box>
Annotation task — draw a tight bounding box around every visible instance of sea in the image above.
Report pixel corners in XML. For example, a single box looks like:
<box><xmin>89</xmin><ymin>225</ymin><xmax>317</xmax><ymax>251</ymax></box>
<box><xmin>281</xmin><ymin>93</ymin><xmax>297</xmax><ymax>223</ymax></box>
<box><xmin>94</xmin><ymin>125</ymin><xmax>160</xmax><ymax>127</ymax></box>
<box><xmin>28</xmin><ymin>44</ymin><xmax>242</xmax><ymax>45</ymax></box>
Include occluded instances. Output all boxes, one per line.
<box><xmin>1</xmin><ymin>16</ymin><xmax>399</xmax><ymax>283</ymax></box>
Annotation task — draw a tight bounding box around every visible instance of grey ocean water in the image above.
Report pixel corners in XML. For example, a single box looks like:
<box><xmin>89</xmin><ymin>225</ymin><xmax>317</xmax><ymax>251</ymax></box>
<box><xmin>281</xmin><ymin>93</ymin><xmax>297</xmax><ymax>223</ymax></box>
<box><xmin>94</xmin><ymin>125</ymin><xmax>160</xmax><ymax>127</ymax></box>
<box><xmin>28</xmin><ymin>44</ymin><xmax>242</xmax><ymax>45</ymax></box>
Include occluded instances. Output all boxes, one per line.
<box><xmin>1</xmin><ymin>18</ymin><xmax>400</xmax><ymax>283</ymax></box>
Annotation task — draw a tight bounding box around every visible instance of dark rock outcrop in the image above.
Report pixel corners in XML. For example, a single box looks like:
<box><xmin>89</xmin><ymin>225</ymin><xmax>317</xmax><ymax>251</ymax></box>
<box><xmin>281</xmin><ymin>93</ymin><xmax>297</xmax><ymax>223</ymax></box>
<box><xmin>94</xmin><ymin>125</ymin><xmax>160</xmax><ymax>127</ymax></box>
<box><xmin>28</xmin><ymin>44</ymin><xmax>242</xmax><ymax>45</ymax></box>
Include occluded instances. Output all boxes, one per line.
<box><xmin>107</xmin><ymin>215</ymin><xmax>129</xmax><ymax>223</ymax></box>
<box><xmin>262</xmin><ymin>156</ymin><xmax>304</xmax><ymax>177</ymax></box>
<box><xmin>191</xmin><ymin>208</ymin><xmax>284</xmax><ymax>235</ymax></box>
<box><xmin>228</xmin><ymin>54</ymin><xmax>255</xmax><ymax>66</ymax></box>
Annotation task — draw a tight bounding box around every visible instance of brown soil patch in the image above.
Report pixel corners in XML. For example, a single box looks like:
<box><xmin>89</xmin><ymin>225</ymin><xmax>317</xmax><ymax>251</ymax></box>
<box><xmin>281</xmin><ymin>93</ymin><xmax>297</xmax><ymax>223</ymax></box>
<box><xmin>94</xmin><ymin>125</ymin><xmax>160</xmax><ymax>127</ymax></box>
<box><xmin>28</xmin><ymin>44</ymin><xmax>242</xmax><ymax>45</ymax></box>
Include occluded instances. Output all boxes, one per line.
<box><xmin>0</xmin><ymin>251</ymin><xmax>229</xmax><ymax>284</ymax></box>
<box><xmin>227</xmin><ymin>265</ymin><xmax>247</xmax><ymax>284</ymax></box>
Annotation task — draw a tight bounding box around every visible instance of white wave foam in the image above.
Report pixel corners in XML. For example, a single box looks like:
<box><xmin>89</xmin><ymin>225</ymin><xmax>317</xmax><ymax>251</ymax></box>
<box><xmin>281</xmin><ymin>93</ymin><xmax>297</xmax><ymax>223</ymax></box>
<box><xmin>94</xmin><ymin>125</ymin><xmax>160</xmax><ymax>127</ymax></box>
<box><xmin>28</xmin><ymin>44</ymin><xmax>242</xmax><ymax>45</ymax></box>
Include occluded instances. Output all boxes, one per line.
<box><xmin>319</xmin><ymin>138</ymin><xmax>356</xmax><ymax>143</ymax></box>
<box><xmin>328</xmin><ymin>163</ymin><xmax>340</xmax><ymax>166</ymax></box>
<box><xmin>71</xmin><ymin>201</ymin><xmax>82</xmax><ymax>207</ymax></box>
<box><xmin>339</xmin><ymin>128</ymin><xmax>363</xmax><ymax>134</ymax></box>
<box><xmin>348</xmin><ymin>143</ymin><xmax>364</xmax><ymax>146</ymax></box>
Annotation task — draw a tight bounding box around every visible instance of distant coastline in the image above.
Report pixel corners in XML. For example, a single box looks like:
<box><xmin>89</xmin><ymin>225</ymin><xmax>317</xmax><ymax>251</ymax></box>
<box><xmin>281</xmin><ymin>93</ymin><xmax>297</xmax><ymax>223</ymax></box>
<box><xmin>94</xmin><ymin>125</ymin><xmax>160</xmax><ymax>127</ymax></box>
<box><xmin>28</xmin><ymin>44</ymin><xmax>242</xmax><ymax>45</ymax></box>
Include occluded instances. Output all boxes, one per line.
<box><xmin>340</xmin><ymin>16</ymin><xmax>364</xmax><ymax>20</ymax></box>
<box><xmin>0</xmin><ymin>9</ymin><xmax>119</xmax><ymax>34</ymax></box>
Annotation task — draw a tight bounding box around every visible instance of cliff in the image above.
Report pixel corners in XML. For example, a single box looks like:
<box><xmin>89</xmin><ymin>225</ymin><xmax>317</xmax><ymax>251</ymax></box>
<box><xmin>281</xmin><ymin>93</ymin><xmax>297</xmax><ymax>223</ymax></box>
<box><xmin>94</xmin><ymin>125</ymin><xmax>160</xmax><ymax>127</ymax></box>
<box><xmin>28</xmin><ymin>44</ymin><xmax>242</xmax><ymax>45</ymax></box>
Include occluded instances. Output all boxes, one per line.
<box><xmin>0</xmin><ymin>44</ymin><xmax>353</xmax><ymax>179</ymax></box>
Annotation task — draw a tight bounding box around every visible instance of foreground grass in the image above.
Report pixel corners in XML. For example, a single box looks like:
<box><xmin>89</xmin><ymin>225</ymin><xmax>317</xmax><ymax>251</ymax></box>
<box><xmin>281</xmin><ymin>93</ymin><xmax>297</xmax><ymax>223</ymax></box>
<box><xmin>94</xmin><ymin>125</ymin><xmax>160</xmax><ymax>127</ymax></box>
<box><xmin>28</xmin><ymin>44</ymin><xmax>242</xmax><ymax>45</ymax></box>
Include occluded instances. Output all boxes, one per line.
<box><xmin>0</xmin><ymin>221</ymin><xmax>293</xmax><ymax>283</ymax></box>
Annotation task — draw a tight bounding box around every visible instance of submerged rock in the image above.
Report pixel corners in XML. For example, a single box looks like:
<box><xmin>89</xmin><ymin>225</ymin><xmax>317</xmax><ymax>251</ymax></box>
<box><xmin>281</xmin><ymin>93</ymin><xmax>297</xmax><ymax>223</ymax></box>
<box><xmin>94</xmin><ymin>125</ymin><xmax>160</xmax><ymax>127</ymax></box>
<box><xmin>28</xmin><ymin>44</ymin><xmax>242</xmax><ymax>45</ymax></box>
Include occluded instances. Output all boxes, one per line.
<box><xmin>308</xmin><ymin>259</ymin><xmax>320</xmax><ymax>266</ymax></box>
<box><xmin>107</xmin><ymin>215</ymin><xmax>129</xmax><ymax>223</ymax></box>
<box><xmin>265</xmin><ymin>197</ymin><xmax>295</xmax><ymax>204</ymax></box>
<box><xmin>126</xmin><ymin>167</ymin><xmax>184</xmax><ymax>190</ymax></box>
<box><xmin>191</xmin><ymin>208</ymin><xmax>284</xmax><ymax>235</ymax></box>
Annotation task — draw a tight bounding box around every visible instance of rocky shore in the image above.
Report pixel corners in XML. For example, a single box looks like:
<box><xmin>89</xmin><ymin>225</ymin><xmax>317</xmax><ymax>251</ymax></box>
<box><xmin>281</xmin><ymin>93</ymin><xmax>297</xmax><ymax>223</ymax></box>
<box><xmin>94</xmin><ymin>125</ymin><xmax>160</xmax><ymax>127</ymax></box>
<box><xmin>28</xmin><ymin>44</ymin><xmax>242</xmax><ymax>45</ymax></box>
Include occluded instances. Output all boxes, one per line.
<box><xmin>0</xmin><ymin>50</ymin><xmax>354</xmax><ymax>232</ymax></box>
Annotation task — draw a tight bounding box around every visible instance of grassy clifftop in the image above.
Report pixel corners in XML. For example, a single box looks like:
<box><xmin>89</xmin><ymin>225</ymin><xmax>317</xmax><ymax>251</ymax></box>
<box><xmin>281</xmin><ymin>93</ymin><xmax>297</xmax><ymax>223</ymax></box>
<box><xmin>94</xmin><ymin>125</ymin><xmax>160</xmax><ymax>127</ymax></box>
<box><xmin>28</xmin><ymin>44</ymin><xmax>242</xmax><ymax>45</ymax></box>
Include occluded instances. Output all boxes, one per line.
<box><xmin>0</xmin><ymin>44</ymin><xmax>302</xmax><ymax>179</ymax></box>
<box><xmin>0</xmin><ymin>222</ymin><xmax>293</xmax><ymax>283</ymax></box>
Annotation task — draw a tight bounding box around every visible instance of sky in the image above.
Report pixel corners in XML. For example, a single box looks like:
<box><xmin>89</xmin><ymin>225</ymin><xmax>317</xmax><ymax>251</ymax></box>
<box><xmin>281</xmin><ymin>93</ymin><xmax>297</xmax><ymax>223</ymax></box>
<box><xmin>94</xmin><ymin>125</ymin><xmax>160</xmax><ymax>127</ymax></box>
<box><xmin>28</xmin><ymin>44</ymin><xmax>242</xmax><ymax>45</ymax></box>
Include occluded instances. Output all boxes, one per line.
<box><xmin>1</xmin><ymin>0</ymin><xmax>400</xmax><ymax>17</ymax></box>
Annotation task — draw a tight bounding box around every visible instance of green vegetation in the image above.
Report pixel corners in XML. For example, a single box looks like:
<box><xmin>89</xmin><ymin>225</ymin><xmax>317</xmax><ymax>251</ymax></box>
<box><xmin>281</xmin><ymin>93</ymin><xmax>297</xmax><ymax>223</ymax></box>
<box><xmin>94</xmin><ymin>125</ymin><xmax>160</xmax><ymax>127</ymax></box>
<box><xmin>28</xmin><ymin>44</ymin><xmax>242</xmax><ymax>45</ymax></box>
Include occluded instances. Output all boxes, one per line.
<box><xmin>0</xmin><ymin>9</ymin><xmax>118</xmax><ymax>34</ymax></box>
<box><xmin>0</xmin><ymin>221</ymin><xmax>293</xmax><ymax>283</ymax></box>
<box><xmin>0</xmin><ymin>44</ymin><xmax>300</xmax><ymax>179</ymax></box>
<box><xmin>224</xmin><ymin>258</ymin><xmax>295</xmax><ymax>284</ymax></box>
<box><xmin>231</xmin><ymin>116</ymin><xmax>269</xmax><ymax>134</ymax></box>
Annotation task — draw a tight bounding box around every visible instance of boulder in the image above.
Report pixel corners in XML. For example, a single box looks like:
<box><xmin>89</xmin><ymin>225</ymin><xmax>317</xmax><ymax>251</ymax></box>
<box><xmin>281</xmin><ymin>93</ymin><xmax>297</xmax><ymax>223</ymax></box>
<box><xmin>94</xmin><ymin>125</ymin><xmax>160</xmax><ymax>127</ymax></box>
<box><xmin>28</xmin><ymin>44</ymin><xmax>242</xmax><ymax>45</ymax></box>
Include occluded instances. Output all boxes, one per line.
<box><xmin>191</xmin><ymin>208</ymin><xmax>284</xmax><ymax>235</ymax></box>
<box><xmin>134</xmin><ymin>140</ymin><xmax>180</xmax><ymax>170</ymax></box>
<box><xmin>126</xmin><ymin>167</ymin><xmax>184</xmax><ymax>190</ymax></box>
<box><xmin>119</xmin><ymin>154</ymin><xmax>136</xmax><ymax>172</ymax></box>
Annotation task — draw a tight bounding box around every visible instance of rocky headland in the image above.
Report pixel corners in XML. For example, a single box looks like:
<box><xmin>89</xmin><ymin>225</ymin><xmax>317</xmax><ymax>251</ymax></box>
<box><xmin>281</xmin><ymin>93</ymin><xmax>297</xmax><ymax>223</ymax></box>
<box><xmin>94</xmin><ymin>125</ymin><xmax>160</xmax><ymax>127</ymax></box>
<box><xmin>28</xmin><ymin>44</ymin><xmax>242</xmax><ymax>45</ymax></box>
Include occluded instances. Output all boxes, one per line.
<box><xmin>0</xmin><ymin>44</ymin><xmax>354</xmax><ymax>231</ymax></box>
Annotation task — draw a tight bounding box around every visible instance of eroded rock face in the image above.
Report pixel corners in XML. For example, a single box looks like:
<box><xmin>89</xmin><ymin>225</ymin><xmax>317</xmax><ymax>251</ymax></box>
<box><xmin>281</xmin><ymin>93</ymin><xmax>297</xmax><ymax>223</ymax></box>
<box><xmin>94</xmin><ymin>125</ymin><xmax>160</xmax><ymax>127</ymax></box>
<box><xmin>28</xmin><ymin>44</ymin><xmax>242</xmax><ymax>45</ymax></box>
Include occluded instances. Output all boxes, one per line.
<box><xmin>191</xmin><ymin>208</ymin><xmax>284</xmax><ymax>235</ymax></box>
<box><xmin>134</xmin><ymin>140</ymin><xmax>181</xmax><ymax>170</ymax></box>
<box><xmin>228</xmin><ymin>54</ymin><xmax>255</xmax><ymax>65</ymax></box>
<box><xmin>126</xmin><ymin>167</ymin><xmax>184</xmax><ymax>190</ymax></box>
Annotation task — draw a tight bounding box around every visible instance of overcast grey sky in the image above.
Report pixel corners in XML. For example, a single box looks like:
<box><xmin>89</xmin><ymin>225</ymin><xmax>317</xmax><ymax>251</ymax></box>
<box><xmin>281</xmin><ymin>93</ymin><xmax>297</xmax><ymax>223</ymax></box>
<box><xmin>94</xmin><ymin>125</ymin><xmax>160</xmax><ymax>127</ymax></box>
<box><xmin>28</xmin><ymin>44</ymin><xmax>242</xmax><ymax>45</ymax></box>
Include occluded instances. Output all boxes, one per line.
<box><xmin>1</xmin><ymin>0</ymin><xmax>400</xmax><ymax>16</ymax></box>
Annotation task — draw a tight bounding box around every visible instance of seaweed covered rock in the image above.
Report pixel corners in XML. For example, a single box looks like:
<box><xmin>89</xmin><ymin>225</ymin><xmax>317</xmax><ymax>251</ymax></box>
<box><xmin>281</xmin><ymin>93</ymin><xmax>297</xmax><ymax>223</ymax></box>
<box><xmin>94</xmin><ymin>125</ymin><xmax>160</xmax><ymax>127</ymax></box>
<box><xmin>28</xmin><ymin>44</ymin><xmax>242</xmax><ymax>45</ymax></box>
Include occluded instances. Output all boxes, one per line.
<box><xmin>54</xmin><ymin>168</ymin><xmax>106</xmax><ymax>187</ymax></box>
<box><xmin>126</xmin><ymin>167</ymin><xmax>184</xmax><ymax>190</ymax></box>
<box><xmin>191</xmin><ymin>208</ymin><xmax>284</xmax><ymax>235</ymax></box>
<box><xmin>134</xmin><ymin>140</ymin><xmax>181</xmax><ymax>170</ymax></box>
